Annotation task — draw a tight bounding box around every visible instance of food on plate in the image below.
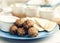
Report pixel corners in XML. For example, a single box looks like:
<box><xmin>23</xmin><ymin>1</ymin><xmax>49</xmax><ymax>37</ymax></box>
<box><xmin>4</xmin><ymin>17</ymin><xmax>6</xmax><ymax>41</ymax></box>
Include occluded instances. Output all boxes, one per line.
<box><xmin>9</xmin><ymin>18</ymin><xmax>39</xmax><ymax>37</ymax></box>
<box><xmin>0</xmin><ymin>15</ymin><xmax>19</xmax><ymax>32</ymax></box>
<box><xmin>23</xmin><ymin>19</ymin><xmax>34</xmax><ymax>30</ymax></box>
<box><xmin>15</xmin><ymin>18</ymin><xmax>28</xmax><ymax>27</ymax></box>
<box><xmin>17</xmin><ymin>28</ymin><xmax>26</xmax><ymax>36</ymax></box>
<box><xmin>52</xmin><ymin>18</ymin><xmax>60</xmax><ymax>25</ymax></box>
<box><xmin>16</xmin><ymin>19</ymin><xmax>23</xmax><ymax>25</ymax></box>
<box><xmin>33</xmin><ymin>23</ymin><xmax>44</xmax><ymax>31</ymax></box>
<box><xmin>34</xmin><ymin>18</ymin><xmax>56</xmax><ymax>31</ymax></box>
<box><xmin>28</xmin><ymin>27</ymin><xmax>38</xmax><ymax>37</ymax></box>
<box><xmin>15</xmin><ymin>19</ymin><xmax>23</xmax><ymax>27</ymax></box>
<box><xmin>10</xmin><ymin>25</ymin><xmax>18</xmax><ymax>35</ymax></box>
<box><xmin>9</xmin><ymin>17</ymin><xmax>56</xmax><ymax>37</ymax></box>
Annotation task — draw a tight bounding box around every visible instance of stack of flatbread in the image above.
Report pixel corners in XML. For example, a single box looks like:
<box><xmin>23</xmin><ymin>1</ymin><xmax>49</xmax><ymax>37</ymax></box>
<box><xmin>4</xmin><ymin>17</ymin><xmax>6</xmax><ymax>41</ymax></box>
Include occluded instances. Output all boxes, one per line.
<box><xmin>21</xmin><ymin>17</ymin><xmax>56</xmax><ymax>32</ymax></box>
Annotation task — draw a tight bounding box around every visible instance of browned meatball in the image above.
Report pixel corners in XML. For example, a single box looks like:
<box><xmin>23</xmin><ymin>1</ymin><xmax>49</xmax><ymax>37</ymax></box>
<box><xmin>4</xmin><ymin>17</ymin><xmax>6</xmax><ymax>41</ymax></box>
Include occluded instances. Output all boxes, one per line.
<box><xmin>10</xmin><ymin>25</ymin><xmax>18</xmax><ymax>35</ymax></box>
<box><xmin>28</xmin><ymin>27</ymin><xmax>38</xmax><ymax>37</ymax></box>
<box><xmin>17</xmin><ymin>28</ymin><xmax>26</xmax><ymax>36</ymax></box>
<box><xmin>25</xmin><ymin>20</ymin><xmax>33</xmax><ymax>27</ymax></box>
<box><xmin>23</xmin><ymin>20</ymin><xmax>33</xmax><ymax>30</ymax></box>
<box><xmin>15</xmin><ymin>19</ymin><xmax>23</xmax><ymax>27</ymax></box>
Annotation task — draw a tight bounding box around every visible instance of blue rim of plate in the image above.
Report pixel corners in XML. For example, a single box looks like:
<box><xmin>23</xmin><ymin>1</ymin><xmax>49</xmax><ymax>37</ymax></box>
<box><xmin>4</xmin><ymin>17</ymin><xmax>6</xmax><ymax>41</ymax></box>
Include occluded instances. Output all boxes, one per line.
<box><xmin>0</xmin><ymin>24</ymin><xmax>59</xmax><ymax>40</ymax></box>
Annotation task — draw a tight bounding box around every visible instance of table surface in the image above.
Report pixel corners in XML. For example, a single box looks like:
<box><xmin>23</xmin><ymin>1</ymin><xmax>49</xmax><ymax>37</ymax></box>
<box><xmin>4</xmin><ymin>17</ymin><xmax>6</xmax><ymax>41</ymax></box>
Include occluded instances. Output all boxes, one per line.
<box><xmin>0</xmin><ymin>30</ymin><xmax>60</xmax><ymax>43</ymax></box>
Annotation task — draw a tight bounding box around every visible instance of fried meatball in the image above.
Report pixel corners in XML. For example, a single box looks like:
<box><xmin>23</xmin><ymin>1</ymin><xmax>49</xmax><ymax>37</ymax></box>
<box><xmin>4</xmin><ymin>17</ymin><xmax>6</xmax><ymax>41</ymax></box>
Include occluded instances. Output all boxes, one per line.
<box><xmin>23</xmin><ymin>22</ymin><xmax>29</xmax><ymax>30</ymax></box>
<box><xmin>25</xmin><ymin>20</ymin><xmax>33</xmax><ymax>27</ymax></box>
<box><xmin>28</xmin><ymin>27</ymin><xmax>38</xmax><ymax>37</ymax></box>
<box><xmin>15</xmin><ymin>19</ymin><xmax>23</xmax><ymax>27</ymax></box>
<box><xmin>10</xmin><ymin>25</ymin><xmax>18</xmax><ymax>35</ymax></box>
<box><xmin>23</xmin><ymin>20</ymin><xmax>33</xmax><ymax>30</ymax></box>
<box><xmin>17</xmin><ymin>28</ymin><xmax>26</xmax><ymax>36</ymax></box>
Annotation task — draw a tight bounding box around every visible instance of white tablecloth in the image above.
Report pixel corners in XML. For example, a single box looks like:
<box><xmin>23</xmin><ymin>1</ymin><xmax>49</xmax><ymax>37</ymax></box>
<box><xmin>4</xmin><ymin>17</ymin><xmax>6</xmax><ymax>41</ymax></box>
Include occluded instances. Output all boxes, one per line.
<box><xmin>0</xmin><ymin>30</ymin><xmax>60</xmax><ymax>43</ymax></box>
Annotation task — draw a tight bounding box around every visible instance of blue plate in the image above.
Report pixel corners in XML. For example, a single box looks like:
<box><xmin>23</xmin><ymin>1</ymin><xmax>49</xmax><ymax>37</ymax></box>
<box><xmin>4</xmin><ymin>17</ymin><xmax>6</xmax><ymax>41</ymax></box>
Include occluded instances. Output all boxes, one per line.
<box><xmin>0</xmin><ymin>25</ymin><xmax>59</xmax><ymax>40</ymax></box>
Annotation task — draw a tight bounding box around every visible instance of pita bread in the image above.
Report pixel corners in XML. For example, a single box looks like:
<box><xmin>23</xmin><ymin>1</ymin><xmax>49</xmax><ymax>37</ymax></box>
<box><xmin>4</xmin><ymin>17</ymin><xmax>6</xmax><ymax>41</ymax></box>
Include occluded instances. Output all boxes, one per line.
<box><xmin>34</xmin><ymin>18</ymin><xmax>56</xmax><ymax>31</ymax></box>
<box><xmin>24</xmin><ymin>17</ymin><xmax>56</xmax><ymax>31</ymax></box>
<box><xmin>33</xmin><ymin>24</ymin><xmax>44</xmax><ymax>31</ymax></box>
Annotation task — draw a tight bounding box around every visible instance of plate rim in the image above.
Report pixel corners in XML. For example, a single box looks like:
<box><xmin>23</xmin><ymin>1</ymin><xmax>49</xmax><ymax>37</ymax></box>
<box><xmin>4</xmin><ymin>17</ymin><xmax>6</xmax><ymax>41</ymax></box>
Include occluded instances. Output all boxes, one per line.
<box><xmin>0</xmin><ymin>24</ymin><xmax>59</xmax><ymax>40</ymax></box>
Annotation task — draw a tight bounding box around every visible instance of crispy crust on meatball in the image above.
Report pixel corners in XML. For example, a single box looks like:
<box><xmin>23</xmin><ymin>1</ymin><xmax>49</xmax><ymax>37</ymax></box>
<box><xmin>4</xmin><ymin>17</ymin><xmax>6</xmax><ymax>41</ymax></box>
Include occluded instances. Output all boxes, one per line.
<box><xmin>23</xmin><ymin>20</ymin><xmax>33</xmax><ymax>29</ymax></box>
<box><xmin>9</xmin><ymin>18</ymin><xmax>39</xmax><ymax>37</ymax></box>
<box><xmin>28</xmin><ymin>27</ymin><xmax>38</xmax><ymax>37</ymax></box>
<box><xmin>10</xmin><ymin>25</ymin><xmax>18</xmax><ymax>35</ymax></box>
<box><xmin>15</xmin><ymin>19</ymin><xmax>23</xmax><ymax>27</ymax></box>
<box><xmin>17</xmin><ymin>28</ymin><xmax>26</xmax><ymax>36</ymax></box>
<box><xmin>25</xmin><ymin>20</ymin><xmax>33</xmax><ymax>27</ymax></box>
